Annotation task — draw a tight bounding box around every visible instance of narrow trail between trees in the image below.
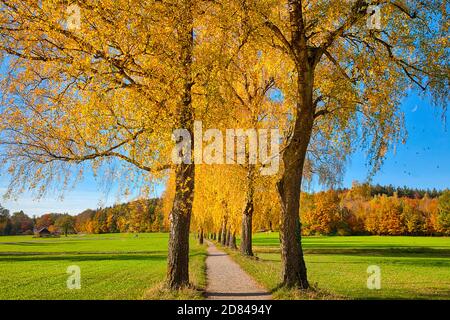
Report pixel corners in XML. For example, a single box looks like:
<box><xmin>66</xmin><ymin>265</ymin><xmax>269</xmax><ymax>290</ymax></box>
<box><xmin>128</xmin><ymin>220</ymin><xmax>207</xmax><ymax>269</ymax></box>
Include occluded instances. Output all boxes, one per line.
<box><xmin>205</xmin><ymin>241</ymin><xmax>272</xmax><ymax>300</ymax></box>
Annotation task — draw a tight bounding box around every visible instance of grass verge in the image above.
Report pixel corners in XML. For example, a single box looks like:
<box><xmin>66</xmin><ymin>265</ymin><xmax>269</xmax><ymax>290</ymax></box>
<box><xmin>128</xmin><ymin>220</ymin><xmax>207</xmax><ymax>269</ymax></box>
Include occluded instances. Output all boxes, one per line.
<box><xmin>217</xmin><ymin>234</ymin><xmax>450</xmax><ymax>300</ymax></box>
<box><xmin>0</xmin><ymin>233</ymin><xmax>208</xmax><ymax>300</ymax></box>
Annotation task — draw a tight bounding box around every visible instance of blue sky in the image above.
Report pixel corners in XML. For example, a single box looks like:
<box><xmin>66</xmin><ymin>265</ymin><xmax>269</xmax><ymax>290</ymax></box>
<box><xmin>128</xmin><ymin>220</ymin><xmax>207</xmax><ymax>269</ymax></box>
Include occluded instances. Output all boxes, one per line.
<box><xmin>341</xmin><ymin>93</ymin><xmax>449</xmax><ymax>190</ymax></box>
<box><xmin>0</xmin><ymin>93</ymin><xmax>448</xmax><ymax>216</ymax></box>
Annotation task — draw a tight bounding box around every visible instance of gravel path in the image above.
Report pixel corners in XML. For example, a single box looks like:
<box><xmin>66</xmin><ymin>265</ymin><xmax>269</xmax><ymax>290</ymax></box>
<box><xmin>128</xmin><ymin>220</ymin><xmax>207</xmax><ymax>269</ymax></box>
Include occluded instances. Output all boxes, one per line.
<box><xmin>205</xmin><ymin>241</ymin><xmax>272</xmax><ymax>300</ymax></box>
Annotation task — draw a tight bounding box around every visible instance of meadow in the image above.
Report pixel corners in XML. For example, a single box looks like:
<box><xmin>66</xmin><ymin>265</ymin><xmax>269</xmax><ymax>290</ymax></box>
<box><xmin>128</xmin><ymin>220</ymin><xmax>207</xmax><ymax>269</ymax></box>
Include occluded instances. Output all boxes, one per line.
<box><xmin>231</xmin><ymin>233</ymin><xmax>450</xmax><ymax>299</ymax></box>
<box><xmin>0</xmin><ymin>233</ymin><xmax>449</xmax><ymax>300</ymax></box>
<box><xmin>0</xmin><ymin>233</ymin><xmax>206</xmax><ymax>300</ymax></box>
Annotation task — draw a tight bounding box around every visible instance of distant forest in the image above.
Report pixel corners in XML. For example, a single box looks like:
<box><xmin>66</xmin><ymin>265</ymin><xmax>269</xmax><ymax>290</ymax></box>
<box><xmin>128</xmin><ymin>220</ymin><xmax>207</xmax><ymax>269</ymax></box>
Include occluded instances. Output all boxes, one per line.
<box><xmin>338</xmin><ymin>184</ymin><xmax>445</xmax><ymax>199</ymax></box>
<box><xmin>0</xmin><ymin>199</ymin><xmax>163</xmax><ymax>236</ymax></box>
<box><xmin>0</xmin><ymin>183</ymin><xmax>449</xmax><ymax>236</ymax></box>
<box><xmin>299</xmin><ymin>184</ymin><xmax>450</xmax><ymax>236</ymax></box>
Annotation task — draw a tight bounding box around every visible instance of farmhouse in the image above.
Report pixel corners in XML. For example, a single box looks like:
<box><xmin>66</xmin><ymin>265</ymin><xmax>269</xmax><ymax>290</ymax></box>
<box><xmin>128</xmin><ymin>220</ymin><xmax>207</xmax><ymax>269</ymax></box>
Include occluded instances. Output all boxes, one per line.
<box><xmin>34</xmin><ymin>227</ymin><xmax>52</xmax><ymax>238</ymax></box>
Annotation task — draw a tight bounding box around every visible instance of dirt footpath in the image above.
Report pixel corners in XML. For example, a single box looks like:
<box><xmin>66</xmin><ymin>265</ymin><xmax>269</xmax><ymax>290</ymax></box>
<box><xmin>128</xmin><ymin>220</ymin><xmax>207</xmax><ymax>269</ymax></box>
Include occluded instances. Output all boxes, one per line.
<box><xmin>205</xmin><ymin>242</ymin><xmax>272</xmax><ymax>300</ymax></box>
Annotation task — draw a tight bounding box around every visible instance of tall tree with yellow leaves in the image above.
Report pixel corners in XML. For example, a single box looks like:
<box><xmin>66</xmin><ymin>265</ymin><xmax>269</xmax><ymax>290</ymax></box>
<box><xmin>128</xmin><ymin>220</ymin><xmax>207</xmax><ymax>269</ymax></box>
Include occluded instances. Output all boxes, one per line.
<box><xmin>0</xmin><ymin>0</ymin><xmax>213</xmax><ymax>289</ymax></box>
<box><xmin>218</xmin><ymin>45</ymin><xmax>285</xmax><ymax>255</ymax></box>
<box><xmin>228</xmin><ymin>0</ymin><xmax>448</xmax><ymax>289</ymax></box>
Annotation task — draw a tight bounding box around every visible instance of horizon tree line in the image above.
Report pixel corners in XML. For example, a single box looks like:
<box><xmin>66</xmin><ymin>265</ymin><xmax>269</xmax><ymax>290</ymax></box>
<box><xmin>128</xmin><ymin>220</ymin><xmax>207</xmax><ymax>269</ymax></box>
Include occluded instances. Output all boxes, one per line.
<box><xmin>2</xmin><ymin>183</ymin><xmax>448</xmax><ymax>237</ymax></box>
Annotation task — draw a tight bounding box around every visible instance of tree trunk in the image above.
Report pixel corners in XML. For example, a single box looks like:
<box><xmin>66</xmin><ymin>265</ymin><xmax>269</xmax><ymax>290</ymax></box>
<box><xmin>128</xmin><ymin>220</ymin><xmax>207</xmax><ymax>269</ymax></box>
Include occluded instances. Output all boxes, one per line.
<box><xmin>218</xmin><ymin>228</ymin><xmax>222</xmax><ymax>243</ymax></box>
<box><xmin>274</xmin><ymin>0</ymin><xmax>318</xmax><ymax>290</ymax></box>
<box><xmin>167</xmin><ymin>162</ymin><xmax>195</xmax><ymax>289</ymax></box>
<box><xmin>231</xmin><ymin>231</ymin><xmax>237</xmax><ymax>249</ymax></box>
<box><xmin>277</xmin><ymin>79</ymin><xmax>315</xmax><ymax>287</ymax></box>
<box><xmin>277</xmin><ymin>79</ymin><xmax>314</xmax><ymax>289</ymax></box>
<box><xmin>221</xmin><ymin>219</ymin><xmax>228</xmax><ymax>245</ymax></box>
<box><xmin>226</xmin><ymin>228</ymin><xmax>232</xmax><ymax>247</ymax></box>
<box><xmin>277</xmin><ymin>155</ymin><xmax>309</xmax><ymax>289</ymax></box>
<box><xmin>199</xmin><ymin>228</ymin><xmax>204</xmax><ymax>244</ymax></box>
<box><xmin>241</xmin><ymin>165</ymin><xmax>255</xmax><ymax>256</ymax></box>
<box><xmin>225</xmin><ymin>228</ymin><xmax>229</xmax><ymax>246</ymax></box>
<box><xmin>241</xmin><ymin>209</ymin><xmax>253</xmax><ymax>254</ymax></box>
<box><xmin>166</xmin><ymin>2</ymin><xmax>194</xmax><ymax>290</ymax></box>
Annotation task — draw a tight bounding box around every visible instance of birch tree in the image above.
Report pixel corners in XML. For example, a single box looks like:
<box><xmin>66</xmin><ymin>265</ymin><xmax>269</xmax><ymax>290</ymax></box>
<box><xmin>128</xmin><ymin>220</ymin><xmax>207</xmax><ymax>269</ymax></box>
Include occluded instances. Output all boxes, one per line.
<box><xmin>231</xmin><ymin>0</ymin><xmax>448</xmax><ymax>289</ymax></box>
<box><xmin>0</xmin><ymin>0</ymin><xmax>208</xmax><ymax>289</ymax></box>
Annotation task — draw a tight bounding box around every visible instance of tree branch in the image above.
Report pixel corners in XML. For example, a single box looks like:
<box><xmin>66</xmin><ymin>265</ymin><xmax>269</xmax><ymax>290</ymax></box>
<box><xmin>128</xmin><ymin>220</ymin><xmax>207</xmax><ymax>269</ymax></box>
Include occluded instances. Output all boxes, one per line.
<box><xmin>323</xmin><ymin>50</ymin><xmax>355</xmax><ymax>84</ymax></box>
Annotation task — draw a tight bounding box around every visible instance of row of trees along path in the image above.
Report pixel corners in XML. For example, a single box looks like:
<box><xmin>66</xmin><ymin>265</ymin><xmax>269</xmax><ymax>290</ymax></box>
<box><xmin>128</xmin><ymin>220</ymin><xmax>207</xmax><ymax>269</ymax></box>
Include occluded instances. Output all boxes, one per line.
<box><xmin>0</xmin><ymin>1</ymin><xmax>447</xmax><ymax>291</ymax></box>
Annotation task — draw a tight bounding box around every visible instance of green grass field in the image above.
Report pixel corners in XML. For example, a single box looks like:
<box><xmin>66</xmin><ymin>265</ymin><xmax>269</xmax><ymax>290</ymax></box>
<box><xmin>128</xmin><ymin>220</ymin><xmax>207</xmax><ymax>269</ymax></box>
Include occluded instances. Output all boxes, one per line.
<box><xmin>230</xmin><ymin>233</ymin><xmax>450</xmax><ymax>300</ymax></box>
<box><xmin>1</xmin><ymin>233</ymin><xmax>449</xmax><ymax>300</ymax></box>
<box><xmin>0</xmin><ymin>233</ymin><xmax>206</xmax><ymax>300</ymax></box>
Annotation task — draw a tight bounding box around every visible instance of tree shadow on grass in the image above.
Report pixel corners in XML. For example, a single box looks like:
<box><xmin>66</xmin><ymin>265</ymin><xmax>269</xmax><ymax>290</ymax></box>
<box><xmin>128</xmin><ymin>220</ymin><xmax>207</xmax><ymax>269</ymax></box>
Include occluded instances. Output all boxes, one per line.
<box><xmin>0</xmin><ymin>253</ymin><xmax>168</xmax><ymax>263</ymax></box>
<box><xmin>255</xmin><ymin>251</ymin><xmax>450</xmax><ymax>270</ymax></box>
<box><xmin>361</xmin><ymin>288</ymin><xmax>450</xmax><ymax>300</ymax></box>
<box><xmin>0</xmin><ymin>242</ymin><xmax>71</xmax><ymax>246</ymax></box>
<box><xmin>256</xmin><ymin>247</ymin><xmax>450</xmax><ymax>258</ymax></box>
<box><xmin>305</xmin><ymin>259</ymin><xmax>450</xmax><ymax>270</ymax></box>
<box><xmin>306</xmin><ymin>248</ymin><xmax>450</xmax><ymax>258</ymax></box>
